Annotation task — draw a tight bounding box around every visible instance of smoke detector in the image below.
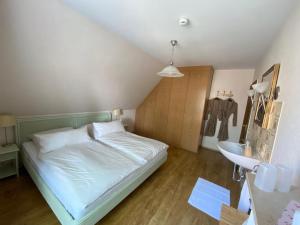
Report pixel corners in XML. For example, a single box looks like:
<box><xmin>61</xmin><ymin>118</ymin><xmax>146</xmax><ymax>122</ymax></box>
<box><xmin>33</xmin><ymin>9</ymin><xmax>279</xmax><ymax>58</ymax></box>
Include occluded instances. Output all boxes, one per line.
<box><xmin>178</xmin><ymin>17</ymin><xmax>189</xmax><ymax>26</ymax></box>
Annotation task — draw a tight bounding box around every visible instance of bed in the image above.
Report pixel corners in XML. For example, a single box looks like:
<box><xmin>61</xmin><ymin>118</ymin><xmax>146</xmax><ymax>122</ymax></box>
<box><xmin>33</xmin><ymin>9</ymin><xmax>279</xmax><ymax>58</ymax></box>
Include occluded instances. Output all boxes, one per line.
<box><xmin>16</xmin><ymin>112</ymin><xmax>168</xmax><ymax>225</ymax></box>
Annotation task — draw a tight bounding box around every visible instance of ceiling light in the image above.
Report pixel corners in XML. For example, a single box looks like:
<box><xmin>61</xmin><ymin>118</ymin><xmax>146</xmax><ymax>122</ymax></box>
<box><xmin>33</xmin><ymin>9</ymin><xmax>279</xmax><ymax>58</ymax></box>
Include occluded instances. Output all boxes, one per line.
<box><xmin>178</xmin><ymin>17</ymin><xmax>189</xmax><ymax>26</ymax></box>
<box><xmin>157</xmin><ymin>40</ymin><xmax>184</xmax><ymax>77</ymax></box>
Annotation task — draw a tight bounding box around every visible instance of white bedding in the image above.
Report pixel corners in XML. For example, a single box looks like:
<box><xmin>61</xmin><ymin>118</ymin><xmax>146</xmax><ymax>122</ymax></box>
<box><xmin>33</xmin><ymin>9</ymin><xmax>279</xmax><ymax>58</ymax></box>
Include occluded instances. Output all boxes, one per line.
<box><xmin>96</xmin><ymin>131</ymin><xmax>169</xmax><ymax>164</ymax></box>
<box><xmin>23</xmin><ymin>141</ymin><xmax>140</xmax><ymax>219</ymax></box>
<box><xmin>23</xmin><ymin>141</ymin><xmax>168</xmax><ymax>220</ymax></box>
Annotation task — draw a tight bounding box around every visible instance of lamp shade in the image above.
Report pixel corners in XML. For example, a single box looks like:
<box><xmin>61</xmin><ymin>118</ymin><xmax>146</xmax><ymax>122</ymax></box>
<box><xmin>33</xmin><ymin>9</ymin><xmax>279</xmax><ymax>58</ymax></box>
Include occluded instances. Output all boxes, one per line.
<box><xmin>157</xmin><ymin>65</ymin><xmax>184</xmax><ymax>77</ymax></box>
<box><xmin>252</xmin><ymin>82</ymin><xmax>269</xmax><ymax>94</ymax></box>
<box><xmin>0</xmin><ymin>114</ymin><xmax>16</xmax><ymax>127</ymax></box>
<box><xmin>112</xmin><ymin>109</ymin><xmax>123</xmax><ymax>117</ymax></box>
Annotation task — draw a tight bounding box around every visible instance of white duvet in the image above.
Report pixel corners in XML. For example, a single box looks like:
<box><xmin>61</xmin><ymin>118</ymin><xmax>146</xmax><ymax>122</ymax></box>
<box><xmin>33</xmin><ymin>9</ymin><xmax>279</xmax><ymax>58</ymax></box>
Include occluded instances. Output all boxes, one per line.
<box><xmin>37</xmin><ymin>141</ymin><xmax>140</xmax><ymax>219</ymax></box>
<box><xmin>96</xmin><ymin>132</ymin><xmax>169</xmax><ymax>164</ymax></box>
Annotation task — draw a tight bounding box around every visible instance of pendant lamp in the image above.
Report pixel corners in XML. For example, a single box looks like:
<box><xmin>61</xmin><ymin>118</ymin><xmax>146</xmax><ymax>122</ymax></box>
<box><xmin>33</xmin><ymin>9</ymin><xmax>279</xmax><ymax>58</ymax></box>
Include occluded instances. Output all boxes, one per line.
<box><xmin>157</xmin><ymin>40</ymin><xmax>184</xmax><ymax>77</ymax></box>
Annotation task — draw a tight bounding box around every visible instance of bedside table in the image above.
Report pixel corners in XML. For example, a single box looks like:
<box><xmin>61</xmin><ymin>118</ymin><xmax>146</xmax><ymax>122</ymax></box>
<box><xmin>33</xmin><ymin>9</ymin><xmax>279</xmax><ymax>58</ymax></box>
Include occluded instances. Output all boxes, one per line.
<box><xmin>0</xmin><ymin>144</ymin><xmax>19</xmax><ymax>179</ymax></box>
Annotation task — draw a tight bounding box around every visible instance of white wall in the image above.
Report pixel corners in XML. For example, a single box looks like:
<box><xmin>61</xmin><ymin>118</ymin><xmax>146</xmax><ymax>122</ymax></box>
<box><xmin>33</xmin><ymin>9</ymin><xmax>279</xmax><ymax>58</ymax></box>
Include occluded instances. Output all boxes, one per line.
<box><xmin>202</xmin><ymin>69</ymin><xmax>254</xmax><ymax>150</ymax></box>
<box><xmin>0</xmin><ymin>0</ymin><xmax>163</xmax><ymax>116</ymax></box>
<box><xmin>254</xmin><ymin>3</ymin><xmax>300</xmax><ymax>186</ymax></box>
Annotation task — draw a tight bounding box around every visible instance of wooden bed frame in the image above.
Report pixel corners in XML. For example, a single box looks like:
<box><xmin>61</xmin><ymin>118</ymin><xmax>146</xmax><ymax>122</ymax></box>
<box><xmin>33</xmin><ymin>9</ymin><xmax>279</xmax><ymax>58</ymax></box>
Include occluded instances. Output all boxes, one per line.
<box><xmin>16</xmin><ymin>112</ymin><xmax>167</xmax><ymax>225</ymax></box>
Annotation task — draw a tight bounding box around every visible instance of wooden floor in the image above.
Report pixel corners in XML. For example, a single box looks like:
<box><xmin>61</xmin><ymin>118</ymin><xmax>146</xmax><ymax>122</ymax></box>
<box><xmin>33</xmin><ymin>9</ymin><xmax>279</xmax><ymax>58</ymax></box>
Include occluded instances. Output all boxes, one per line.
<box><xmin>0</xmin><ymin>147</ymin><xmax>241</xmax><ymax>225</ymax></box>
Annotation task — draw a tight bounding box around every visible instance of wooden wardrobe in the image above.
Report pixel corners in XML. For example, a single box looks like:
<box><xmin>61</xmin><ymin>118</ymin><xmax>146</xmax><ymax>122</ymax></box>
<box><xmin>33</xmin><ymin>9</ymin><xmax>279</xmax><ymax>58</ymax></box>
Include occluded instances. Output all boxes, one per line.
<box><xmin>135</xmin><ymin>66</ymin><xmax>214</xmax><ymax>152</ymax></box>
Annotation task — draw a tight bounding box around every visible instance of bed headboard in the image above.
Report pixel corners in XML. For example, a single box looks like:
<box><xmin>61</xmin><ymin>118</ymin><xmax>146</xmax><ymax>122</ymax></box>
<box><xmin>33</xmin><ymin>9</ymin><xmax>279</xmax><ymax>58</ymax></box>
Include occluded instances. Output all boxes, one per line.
<box><xmin>16</xmin><ymin>112</ymin><xmax>111</xmax><ymax>146</ymax></box>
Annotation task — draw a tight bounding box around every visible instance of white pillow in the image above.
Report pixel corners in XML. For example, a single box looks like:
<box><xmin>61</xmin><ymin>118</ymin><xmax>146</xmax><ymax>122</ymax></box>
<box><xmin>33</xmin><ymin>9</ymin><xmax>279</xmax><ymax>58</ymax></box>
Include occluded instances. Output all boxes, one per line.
<box><xmin>93</xmin><ymin>121</ymin><xmax>125</xmax><ymax>139</ymax></box>
<box><xmin>30</xmin><ymin>127</ymin><xmax>73</xmax><ymax>140</ymax></box>
<box><xmin>33</xmin><ymin>126</ymin><xmax>91</xmax><ymax>154</ymax></box>
<box><xmin>65</xmin><ymin>126</ymin><xmax>91</xmax><ymax>145</ymax></box>
<box><xmin>33</xmin><ymin>131</ymin><xmax>69</xmax><ymax>154</ymax></box>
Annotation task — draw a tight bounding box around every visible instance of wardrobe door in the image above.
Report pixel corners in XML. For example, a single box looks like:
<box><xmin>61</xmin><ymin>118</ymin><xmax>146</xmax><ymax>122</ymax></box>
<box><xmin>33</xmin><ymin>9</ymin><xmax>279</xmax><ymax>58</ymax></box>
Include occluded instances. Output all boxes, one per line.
<box><xmin>135</xmin><ymin>66</ymin><xmax>213</xmax><ymax>152</ymax></box>
<box><xmin>152</xmin><ymin>78</ymin><xmax>172</xmax><ymax>141</ymax></box>
<box><xmin>166</xmin><ymin>69</ymin><xmax>190</xmax><ymax>146</ymax></box>
<box><xmin>180</xmin><ymin>67</ymin><xmax>213</xmax><ymax>152</ymax></box>
<box><xmin>141</xmin><ymin>87</ymin><xmax>157</xmax><ymax>138</ymax></box>
<box><xmin>135</xmin><ymin>101</ymin><xmax>146</xmax><ymax>136</ymax></box>
<box><xmin>135</xmin><ymin>78</ymin><xmax>172</xmax><ymax>141</ymax></box>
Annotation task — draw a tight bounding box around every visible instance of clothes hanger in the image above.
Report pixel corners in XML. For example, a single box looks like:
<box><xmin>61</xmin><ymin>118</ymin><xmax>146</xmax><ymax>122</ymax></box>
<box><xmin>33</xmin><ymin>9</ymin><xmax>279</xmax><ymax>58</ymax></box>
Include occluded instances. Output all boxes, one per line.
<box><xmin>225</xmin><ymin>91</ymin><xmax>234</xmax><ymax>102</ymax></box>
<box><xmin>213</xmin><ymin>91</ymin><xmax>222</xmax><ymax>100</ymax></box>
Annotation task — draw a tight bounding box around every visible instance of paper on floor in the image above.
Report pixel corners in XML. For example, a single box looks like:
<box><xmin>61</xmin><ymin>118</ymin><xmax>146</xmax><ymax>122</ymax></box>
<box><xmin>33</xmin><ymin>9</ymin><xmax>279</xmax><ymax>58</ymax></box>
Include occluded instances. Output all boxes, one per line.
<box><xmin>188</xmin><ymin>178</ymin><xmax>230</xmax><ymax>220</ymax></box>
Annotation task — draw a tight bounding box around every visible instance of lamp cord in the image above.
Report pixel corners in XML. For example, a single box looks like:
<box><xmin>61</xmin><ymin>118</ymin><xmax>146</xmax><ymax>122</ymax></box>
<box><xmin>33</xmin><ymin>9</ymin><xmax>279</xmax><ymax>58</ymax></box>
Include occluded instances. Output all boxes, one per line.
<box><xmin>4</xmin><ymin>127</ymin><xmax>7</xmax><ymax>145</ymax></box>
<box><xmin>170</xmin><ymin>44</ymin><xmax>175</xmax><ymax>66</ymax></box>
<box><xmin>170</xmin><ymin>45</ymin><xmax>175</xmax><ymax>65</ymax></box>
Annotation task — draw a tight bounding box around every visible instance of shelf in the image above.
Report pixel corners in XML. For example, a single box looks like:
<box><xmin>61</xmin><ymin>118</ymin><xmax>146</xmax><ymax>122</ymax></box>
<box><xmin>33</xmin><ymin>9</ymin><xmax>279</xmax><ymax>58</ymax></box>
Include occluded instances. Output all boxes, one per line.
<box><xmin>246</xmin><ymin>173</ymin><xmax>300</xmax><ymax>225</ymax></box>
<box><xmin>0</xmin><ymin>163</ymin><xmax>17</xmax><ymax>179</ymax></box>
<box><xmin>0</xmin><ymin>144</ymin><xmax>19</xmax><ymax>154</ymax></box>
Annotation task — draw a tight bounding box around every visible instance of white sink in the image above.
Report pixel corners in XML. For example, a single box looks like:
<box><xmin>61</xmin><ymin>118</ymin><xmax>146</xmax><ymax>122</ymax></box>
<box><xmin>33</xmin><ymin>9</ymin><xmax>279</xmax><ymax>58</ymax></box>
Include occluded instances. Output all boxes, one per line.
<box><xmin>217</xmin><ymin>141</ymin><xmax>260</xmax><ymax>170</ymax></box>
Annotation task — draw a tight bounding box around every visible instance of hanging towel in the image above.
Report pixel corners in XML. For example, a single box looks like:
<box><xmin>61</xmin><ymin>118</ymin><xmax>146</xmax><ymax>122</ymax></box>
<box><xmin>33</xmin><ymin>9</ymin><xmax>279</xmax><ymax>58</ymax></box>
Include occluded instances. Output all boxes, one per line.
<box><xmin>238</xmin><ymin>180</ymin><xmax>251</xmax><ymax>213</ymax></box>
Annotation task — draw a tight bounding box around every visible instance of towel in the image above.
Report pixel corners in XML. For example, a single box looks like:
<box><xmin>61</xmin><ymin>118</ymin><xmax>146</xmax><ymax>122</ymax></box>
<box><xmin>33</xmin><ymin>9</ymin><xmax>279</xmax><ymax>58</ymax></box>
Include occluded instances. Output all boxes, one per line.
<box><xmin>188</xmin><ymin>178</ymin><xmax>230</xmax><ymax>220</ymax></box>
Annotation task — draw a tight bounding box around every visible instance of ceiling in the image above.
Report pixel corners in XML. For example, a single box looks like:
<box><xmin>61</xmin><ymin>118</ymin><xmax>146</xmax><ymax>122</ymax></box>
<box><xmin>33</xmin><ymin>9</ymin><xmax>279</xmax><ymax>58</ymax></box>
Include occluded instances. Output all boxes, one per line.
<box><xmin>64</xmin><ymin>0</ymin><xmax>297</xmax><ymax>69</ymax></box>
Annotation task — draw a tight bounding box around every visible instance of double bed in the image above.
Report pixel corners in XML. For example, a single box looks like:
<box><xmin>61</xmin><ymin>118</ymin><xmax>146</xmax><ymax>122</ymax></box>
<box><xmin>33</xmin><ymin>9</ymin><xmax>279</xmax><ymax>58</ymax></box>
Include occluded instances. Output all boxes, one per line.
<box><xmin>17</xmin><ymin>112</ymin><xmax>168</xmax><ymax>225</ymax></box>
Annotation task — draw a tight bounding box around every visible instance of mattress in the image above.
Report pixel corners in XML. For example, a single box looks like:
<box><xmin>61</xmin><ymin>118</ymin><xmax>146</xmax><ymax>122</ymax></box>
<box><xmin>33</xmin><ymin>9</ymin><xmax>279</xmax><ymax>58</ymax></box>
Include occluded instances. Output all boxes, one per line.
<box><xmin>22</xmin><ymin>141</ymin><xmax>167</xmax><ymax>220</ymax></box>
<box><xmin>96</xmin><ymin>131</ymin><xmax>169</xmax><ymax>164</ymax></box>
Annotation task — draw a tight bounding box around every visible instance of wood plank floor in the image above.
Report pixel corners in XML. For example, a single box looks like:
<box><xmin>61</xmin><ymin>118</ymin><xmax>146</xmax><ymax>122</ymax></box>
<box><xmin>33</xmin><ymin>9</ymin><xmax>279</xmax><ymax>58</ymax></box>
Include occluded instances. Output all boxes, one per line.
<box><xmin>0</xmin><ymin>148</ymin><xmax>241</xmax><ymax>225</ymax></box>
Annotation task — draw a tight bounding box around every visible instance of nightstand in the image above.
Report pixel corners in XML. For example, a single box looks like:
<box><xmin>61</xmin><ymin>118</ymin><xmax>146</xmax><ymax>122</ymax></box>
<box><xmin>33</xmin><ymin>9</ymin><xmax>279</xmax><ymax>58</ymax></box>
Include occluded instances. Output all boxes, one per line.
<box><xmin>0</xmin><ymin>144</ymin><xmax>19</xmax><ymax>179</ymax></box>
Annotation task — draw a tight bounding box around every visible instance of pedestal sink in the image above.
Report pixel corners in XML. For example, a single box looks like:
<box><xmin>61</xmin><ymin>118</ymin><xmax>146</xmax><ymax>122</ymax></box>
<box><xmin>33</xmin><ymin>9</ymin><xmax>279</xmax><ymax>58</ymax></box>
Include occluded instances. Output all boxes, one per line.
<box><xmin>217</xmin><ymin>141</ymin><xmax>260</xmax><ymax>170</ymax></box>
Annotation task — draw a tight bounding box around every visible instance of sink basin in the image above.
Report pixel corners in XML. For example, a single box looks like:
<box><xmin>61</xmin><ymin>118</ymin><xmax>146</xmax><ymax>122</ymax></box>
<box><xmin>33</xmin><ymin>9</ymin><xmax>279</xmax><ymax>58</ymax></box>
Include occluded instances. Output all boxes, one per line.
<box><xmin>217</xmin><ymin>141</ymin><xmax>260</xmax><ymax>170</ymax></box>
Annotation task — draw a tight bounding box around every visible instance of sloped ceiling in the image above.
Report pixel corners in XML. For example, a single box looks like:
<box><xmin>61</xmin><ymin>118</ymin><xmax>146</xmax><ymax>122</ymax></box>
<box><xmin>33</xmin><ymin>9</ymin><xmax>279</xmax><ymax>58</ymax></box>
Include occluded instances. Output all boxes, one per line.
<box><xmin>0</xmin><ymin>0</ymin><xmax>297</xmax><ymax>116</ymax></box>
<box><xmin>0</xmin><ymin>0</ymin><xmax>163</xmax><ymax>115</ymax></box>
<box><xmin>64</xmin><ymin>0</ymin><xmax>298</xmax><ymax>69</ymax></box>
